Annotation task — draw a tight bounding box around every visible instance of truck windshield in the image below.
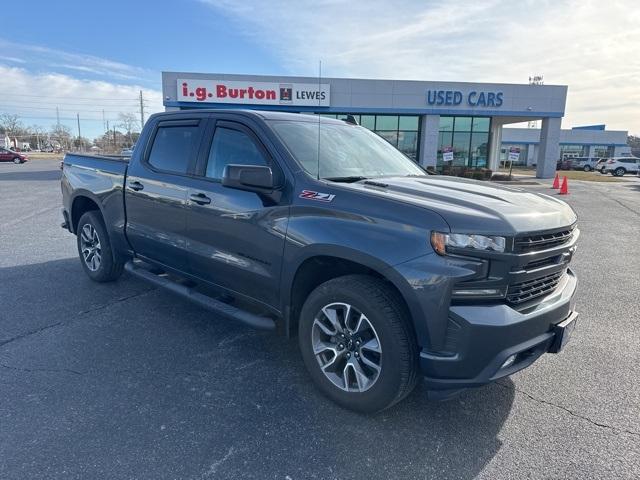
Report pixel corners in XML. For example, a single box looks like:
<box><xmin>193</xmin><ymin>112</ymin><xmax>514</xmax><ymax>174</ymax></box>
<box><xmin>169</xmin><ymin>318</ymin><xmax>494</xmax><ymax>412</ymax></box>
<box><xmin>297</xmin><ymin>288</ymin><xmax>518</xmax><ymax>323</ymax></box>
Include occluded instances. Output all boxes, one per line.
<box><xmin>270</xmin><ymin>120</ymin><xmax>425</xmax><ymax>180</ymax></box>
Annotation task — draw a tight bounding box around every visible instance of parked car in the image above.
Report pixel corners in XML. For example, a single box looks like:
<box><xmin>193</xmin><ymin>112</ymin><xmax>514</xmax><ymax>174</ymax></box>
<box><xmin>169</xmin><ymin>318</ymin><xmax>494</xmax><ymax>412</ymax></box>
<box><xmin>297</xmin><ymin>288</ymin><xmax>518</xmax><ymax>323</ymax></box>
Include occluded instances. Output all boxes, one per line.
<box><xmin>595</xmin><ymin>158</ymin><xmax>609</xmax><ymax>173</ymax></box>
<box><xmin>603</xmin><ymin>157</ymin><xmax>640</xmax><ymax>176</ymax></box>
<box><xmin>61</xmin><ymin>110</ymin><xmax>579</xmax><ymax>412</ymax></box>
<box><xmin>0</xmin><ymin>147</ymin><xmax>28</xmax><ymax>164</ymax></box>
<box><xmin>556</xmin><ymin>158</ymin><xmax>573</xmax><ymax>170</ymax></box>
<box><xmin>120</xmin><ymin>148</ymin><xmax>134</xmax><ymax>157</ymax></box>
<box><xmin>571</xmin><ymin>157</ymin><xmax>600</xmax><ymax>172</ymax></box>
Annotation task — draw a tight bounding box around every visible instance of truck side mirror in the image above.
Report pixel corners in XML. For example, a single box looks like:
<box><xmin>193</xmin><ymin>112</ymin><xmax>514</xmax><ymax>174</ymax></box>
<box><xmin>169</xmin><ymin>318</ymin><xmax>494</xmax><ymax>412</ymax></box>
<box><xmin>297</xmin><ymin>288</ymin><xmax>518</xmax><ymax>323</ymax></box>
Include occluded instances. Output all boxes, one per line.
<box><xmin>222</xmin><ymin>164</ymin><xmax>276</xmax><ymax>192</ymax></box>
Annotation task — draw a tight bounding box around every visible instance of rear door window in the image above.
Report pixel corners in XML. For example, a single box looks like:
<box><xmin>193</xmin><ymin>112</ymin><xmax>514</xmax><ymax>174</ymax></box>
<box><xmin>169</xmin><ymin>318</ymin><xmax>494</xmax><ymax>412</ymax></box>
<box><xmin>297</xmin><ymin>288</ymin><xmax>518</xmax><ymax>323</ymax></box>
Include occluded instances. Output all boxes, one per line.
<box><xmin>147</xmin><ymin>123</ymin><xmax>201</xmax><ymax>174</ymax></box>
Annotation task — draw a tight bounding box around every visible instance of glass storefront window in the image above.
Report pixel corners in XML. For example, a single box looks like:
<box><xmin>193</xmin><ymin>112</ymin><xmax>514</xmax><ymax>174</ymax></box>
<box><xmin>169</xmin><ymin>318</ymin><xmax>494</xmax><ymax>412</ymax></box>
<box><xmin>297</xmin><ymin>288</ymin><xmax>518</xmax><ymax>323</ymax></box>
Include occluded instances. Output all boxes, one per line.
<box><xmin>593</xmin><ymin>145</ymin><xmax>614</xmax><ymax>158</ymax></box>
<box><xmin>360</xmin><ymin>115</ymin><xmax>375</xmax><ymax>130</ymax></box>
<box><xmin>398</xmin><ymin>131</ymin><xmax>418</xmax><ymax>159</ymax></box>
<box><xmin>454</xmin><ymin>117</ymin><xmax>472</xmax><ymax>131</ymax></box>
<box><xmin>439</xmin><ymin>131</ymin><xmax>453</xmax><ymax>149</ymax></box>
<box><xmin>439</xmin><ymin>116</ymin><xmax>454</xmax><ymax>132</ymax></box>
<box><xmin>470</xmin><ymin>132</ymin><xmax>490</xmax><ymax>167</ymax></box>
<box><xmin>437</xmin><ymin>116</ymin><xmax>491</xmax><ymax>170</ymax></box>
<box><xmin>472</xmin><ymin>117</ymin><xmax>490</xmax><ymax>132</ymax></box>
<box><xmin>376</xmin><ymin>115</ymin><xmax>399</xmax><ymax>130</ymax></box>
<box><xmin>452</xmin><ymin>132</ymin><xmax>471</xmax><ymax>166</ymax></box>
<box><xmin>399</xmin><ymin>116</ymin><xmax>419</xmax><ymax>130</ymax></box>
<box><xmin>377</xmin><ymin>131</ymin><xmax>399</xmax><ymax>147</ymax></box>
<box><xmin>559</xmin><ymin>144</ymin><xmax>586</xmax><ymax>159</ymax></box>
<box><xmin>312</xmin><ymin>113</ymin><xmax>420</xmax><ymax>161</ymax></box>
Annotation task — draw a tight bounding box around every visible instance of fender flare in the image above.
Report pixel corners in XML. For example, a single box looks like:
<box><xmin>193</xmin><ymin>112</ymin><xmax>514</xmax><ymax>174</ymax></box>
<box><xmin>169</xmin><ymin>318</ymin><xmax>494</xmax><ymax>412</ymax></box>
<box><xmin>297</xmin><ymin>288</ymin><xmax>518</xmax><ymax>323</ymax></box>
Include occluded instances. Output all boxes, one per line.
<box><xmin>69</xmin><ymin>189</ymin><xmax>106</xmax><ymax>233</ymax></box>
<box><xmin>280</xmin><ymin>244</ymin><xmax>427</xmax><ymax>343</ymax></box>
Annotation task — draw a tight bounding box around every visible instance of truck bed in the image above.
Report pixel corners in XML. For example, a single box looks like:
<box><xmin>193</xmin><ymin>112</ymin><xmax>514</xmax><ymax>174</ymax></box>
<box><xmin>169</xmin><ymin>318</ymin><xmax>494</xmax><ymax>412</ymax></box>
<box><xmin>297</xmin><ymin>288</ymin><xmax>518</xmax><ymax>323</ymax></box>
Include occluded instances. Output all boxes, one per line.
<box><xmin>63</xmin><ymin>152</ymin><xmax>130</xmax><ymax>173</ymax></box>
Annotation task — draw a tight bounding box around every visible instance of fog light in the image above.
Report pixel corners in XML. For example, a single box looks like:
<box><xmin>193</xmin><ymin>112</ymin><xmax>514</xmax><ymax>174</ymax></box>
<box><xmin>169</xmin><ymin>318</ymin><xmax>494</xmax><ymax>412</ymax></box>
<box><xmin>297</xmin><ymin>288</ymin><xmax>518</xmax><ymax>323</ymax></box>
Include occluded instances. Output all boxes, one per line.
<box><xmin>452</xmin><ymin>288</ymin><xmax>502</xmax><ymax>297</ymax></box>
<box><xmin>501</xmin><ymin>354</ymin><xmax>517</xmax><ymax>369</ymax></box>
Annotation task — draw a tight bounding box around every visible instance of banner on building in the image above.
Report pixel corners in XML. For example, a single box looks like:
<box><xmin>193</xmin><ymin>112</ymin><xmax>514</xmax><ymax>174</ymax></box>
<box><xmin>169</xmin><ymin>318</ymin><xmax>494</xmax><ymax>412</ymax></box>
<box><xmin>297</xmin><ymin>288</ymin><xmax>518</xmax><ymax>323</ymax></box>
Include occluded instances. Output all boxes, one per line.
<box><xmin>177</xmin><ymin>79</ymin><xmax>330</xmax><ymax>106</ymax></box>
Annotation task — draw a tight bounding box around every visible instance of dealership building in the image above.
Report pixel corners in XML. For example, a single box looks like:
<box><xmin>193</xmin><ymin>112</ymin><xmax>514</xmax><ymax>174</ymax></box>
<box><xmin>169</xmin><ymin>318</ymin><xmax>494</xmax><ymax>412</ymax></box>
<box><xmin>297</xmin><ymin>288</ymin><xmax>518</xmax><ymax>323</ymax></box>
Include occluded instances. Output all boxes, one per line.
<box><xmin>162</xmin><ymin>72</ymin><xmax>629</xmax><ymax>178</ymax></box>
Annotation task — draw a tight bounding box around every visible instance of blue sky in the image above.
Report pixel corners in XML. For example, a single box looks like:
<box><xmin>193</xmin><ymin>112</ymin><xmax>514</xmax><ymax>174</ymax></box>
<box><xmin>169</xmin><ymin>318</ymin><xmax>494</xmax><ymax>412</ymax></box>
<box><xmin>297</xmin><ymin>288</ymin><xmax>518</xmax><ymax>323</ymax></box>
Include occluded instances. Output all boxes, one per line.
<box><xmin>1</xmin><ymin>0</ymin><xmax>638</xmax><ymax>139</ymax></box>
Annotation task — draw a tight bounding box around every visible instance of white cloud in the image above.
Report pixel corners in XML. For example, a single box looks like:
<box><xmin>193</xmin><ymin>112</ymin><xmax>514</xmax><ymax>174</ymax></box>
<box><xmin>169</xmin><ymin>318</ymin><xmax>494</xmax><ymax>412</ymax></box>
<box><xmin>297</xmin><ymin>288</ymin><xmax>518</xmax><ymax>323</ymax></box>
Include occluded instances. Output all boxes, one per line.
<box><xmin>0</xmin><ymin>39</ymin><xmax>149</xmax><ymax>81</ymax></box>
<box><xmin>202</xmin><ymin>0</ymin><xmax>640</xmax><ymax>134</ymax></box>
<box><xmin>0</xmin><ymin>65</ymin><xmax>163</xmax><ymax>138</ymax></box>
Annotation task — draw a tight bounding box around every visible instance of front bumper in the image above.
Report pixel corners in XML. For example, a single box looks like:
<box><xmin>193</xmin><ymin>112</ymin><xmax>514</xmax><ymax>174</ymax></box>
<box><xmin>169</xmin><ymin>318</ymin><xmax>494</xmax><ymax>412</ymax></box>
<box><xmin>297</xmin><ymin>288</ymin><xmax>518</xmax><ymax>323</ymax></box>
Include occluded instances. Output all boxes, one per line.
<box><xmin>420</xmin><ymin>268</ymin><xmax>578</xmax><ymax>391</ymax></box>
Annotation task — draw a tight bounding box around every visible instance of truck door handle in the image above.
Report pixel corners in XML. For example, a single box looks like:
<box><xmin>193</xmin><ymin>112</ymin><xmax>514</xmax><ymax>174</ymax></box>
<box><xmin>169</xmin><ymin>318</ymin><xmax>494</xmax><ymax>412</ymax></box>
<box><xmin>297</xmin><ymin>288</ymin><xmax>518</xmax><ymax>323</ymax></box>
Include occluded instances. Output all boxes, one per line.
<box><xmin>189</xmin><ymin>192</ymin><xmax>212</xmax><ymax>205</ymax></box>
<box><xmin>129</xmin><ymin>181</ymin><xmax>144</xmax><ymax>191</ymax></box>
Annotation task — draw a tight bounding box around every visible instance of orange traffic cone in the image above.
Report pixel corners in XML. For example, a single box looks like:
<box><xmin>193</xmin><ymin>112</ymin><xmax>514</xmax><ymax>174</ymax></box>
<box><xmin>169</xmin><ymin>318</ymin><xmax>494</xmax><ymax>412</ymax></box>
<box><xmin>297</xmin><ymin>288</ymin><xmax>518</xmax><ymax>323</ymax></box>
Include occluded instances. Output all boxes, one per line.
<box><xmin>559</xmin><ymin>176</ymin><xmax>569</xmax><ymax>195</ymax></box>
<box><xmin>552</xmin><ymin>173</ymin><xmax>560</xmax><ymax>189</ymax></box>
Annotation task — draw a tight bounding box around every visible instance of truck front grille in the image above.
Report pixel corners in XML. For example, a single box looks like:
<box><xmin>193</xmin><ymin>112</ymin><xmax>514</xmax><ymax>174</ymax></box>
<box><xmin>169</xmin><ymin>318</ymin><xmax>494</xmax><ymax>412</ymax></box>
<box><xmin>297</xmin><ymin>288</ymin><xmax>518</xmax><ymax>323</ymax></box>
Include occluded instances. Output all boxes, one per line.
<box><xmin>514</xmin><ymin>227</ymin><xmax>574</xmax><ymax>252</ymax></box>
<box><xmin>506</xmin><ymin>271</ymin><xmax>565</xmax><ymax>305</ymax></box>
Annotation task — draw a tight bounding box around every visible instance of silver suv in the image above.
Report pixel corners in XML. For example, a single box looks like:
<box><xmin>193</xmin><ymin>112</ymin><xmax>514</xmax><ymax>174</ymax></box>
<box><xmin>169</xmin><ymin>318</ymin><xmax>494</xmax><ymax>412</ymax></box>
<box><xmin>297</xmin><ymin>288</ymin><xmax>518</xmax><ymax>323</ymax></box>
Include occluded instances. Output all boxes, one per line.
<box><xmin>603</xmin><ymin>157</ymin><xmax>640</xmax><ymax>176</ymax></box>
<box><xmin>571</xmin><ymin>157</ymin><xmax>600</xmax><ymax>172</ymax></box>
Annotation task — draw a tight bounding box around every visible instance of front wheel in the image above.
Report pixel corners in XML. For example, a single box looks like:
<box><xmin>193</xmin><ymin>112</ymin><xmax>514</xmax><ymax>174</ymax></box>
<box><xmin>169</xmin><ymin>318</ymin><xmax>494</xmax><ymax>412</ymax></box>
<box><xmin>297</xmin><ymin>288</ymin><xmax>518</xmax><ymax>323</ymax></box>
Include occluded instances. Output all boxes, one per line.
<box><xmin>583</xmin><ymin>165</ymin><xmax>592</xmax><ymax>172</ymax></box>
<box><xmin>614</xmin><ymin>167</ymin><xmax>625</xmax><ymax>176</ymax></box>
<box><xmin>13</xmin><ymin>157</ymin><xmax>21</xmax><ymax>164</ymax></box>
<box><xmin>298</xmin><ymin>275</ymin><xmax>418</xmax><ymax>413</ymax></box>
<box><xmin>76</xmin><ymin>211</ymin><xmax>124</xmax><ymax>282</ymax></box>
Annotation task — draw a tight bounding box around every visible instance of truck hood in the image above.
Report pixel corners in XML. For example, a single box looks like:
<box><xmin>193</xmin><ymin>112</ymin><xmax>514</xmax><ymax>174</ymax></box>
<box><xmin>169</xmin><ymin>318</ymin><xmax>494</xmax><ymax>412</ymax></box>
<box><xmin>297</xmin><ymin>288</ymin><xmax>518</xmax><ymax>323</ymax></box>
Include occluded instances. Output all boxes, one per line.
<box><xmin>342</xmin><ymin>175</ymin><xmax>577</xmax><ymax>234</ymax></box>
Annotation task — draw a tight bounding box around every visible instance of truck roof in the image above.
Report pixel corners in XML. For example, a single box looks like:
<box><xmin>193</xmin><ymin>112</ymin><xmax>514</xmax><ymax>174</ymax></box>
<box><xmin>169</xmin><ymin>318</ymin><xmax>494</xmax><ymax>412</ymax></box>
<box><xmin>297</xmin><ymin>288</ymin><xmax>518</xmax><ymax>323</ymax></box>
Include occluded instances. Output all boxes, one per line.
<box><xmin>151</xmin><ymin>109</ymin><xmax>345</xmax><ymax>124</ymax></box>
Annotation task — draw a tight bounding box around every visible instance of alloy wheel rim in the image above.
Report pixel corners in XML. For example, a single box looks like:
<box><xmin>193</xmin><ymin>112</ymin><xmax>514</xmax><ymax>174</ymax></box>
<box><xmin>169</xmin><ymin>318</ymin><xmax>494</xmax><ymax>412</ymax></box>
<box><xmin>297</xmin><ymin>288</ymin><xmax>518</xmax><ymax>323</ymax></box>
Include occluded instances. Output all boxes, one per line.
<box><xmin>80</xmin><ymin>224</ymin><xmax>102</xmax><ymax>271</ymax></box>
<box><xmin>311</xmin><ymin>302</ymin><xmax>382</xmax><ymax>392</ymax></box>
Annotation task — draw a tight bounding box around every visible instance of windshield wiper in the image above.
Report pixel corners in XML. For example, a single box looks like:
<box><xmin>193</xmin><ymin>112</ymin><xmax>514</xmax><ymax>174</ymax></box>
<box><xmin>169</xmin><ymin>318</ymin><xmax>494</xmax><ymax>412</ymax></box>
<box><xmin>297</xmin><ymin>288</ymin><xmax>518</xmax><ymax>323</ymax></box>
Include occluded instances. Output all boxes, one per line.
<box><xmin>324</xmin><ymin>176</ymin><xmax>370</xmax><ymax>183</ymax></box>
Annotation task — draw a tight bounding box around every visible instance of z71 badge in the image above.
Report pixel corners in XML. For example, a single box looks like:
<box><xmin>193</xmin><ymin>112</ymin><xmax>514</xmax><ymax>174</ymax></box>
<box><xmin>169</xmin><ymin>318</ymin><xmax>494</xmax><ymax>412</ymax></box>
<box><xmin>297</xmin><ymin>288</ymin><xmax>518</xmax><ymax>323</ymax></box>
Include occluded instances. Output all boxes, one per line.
<box><xmin>299</xmin><ymin>190</ymin><xmax>336</xmax><ymax>202</ymax></box>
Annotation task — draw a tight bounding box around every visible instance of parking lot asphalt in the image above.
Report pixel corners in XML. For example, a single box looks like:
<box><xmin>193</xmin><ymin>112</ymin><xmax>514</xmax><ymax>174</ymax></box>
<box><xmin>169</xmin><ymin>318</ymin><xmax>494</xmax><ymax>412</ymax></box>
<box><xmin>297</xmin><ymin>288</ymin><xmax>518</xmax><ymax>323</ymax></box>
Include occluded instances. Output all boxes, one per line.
<box><xmin>1</xmin><ymin>159</ymin><xmax>639</xmax><ymax>480</ymax></box>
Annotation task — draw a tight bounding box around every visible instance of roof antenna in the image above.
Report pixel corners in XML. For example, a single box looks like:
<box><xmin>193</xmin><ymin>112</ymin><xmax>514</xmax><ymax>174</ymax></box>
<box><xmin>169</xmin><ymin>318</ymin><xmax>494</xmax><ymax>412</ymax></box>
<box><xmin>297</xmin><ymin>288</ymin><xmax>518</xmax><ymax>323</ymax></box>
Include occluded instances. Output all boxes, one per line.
<box><xmin>317</xmin><ymin>60</ymin><xmax>322</xmax><ymax>180</ymax></box>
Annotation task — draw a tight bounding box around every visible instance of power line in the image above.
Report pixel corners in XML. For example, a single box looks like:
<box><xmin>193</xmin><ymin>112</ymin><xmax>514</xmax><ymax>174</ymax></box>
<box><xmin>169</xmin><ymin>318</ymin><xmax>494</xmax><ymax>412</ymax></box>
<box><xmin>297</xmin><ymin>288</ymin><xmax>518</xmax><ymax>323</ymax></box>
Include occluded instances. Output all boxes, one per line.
<box><xmin>2</xmin><ymin>114</ymin><xmax>120</xmax><ymax>121</ymax></box>
<box><xmin>0</xmin><ymin>92</ymin><xmax>148</xmax><ymax>101</ymax></box>
<box><xmin>0</xmin><ymin>98</ymin><xmax>140</xmax><ymax>107</ymax></box>
<box><xmin>0</xmin><ymin>104</ymin><xmax>138</xmax><ymax>114</ymax></box>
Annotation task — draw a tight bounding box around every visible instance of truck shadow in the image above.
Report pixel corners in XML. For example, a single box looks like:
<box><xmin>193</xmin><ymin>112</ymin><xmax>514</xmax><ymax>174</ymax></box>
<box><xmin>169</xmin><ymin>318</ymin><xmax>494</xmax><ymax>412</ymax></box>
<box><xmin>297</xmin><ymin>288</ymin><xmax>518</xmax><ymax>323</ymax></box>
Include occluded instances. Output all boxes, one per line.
<box><xmin>0</xmin><ymin>257</ymin><xmax>515</xmax><ymax>480</ymax></box>
<box><xmin>0</xmin><ymin>169</ymin><xmax>62</xmax><ymax>182</ymax></box>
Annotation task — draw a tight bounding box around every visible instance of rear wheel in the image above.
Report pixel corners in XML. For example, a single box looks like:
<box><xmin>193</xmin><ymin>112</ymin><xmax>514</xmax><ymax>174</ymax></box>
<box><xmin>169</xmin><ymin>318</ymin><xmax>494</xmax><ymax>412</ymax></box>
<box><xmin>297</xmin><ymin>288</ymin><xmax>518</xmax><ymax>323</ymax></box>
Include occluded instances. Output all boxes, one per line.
<box><xmin>583</xmin><ymin>165</ymin><xmax>592</xmax><ymax>172</ymax></box>
<box><xmin>298</xmin><ymin>275</ymin><xmax>418</xmax><ymax>413</ymax></box>
<box><xmin>76</xmin><ymin>211</ymin><xmax>124</xmax><ymax>282</ymax></box>
<box><xmin>614</xmin><ymin>167</ymin><xmax>625</xmax><ymax>176</ymax></box>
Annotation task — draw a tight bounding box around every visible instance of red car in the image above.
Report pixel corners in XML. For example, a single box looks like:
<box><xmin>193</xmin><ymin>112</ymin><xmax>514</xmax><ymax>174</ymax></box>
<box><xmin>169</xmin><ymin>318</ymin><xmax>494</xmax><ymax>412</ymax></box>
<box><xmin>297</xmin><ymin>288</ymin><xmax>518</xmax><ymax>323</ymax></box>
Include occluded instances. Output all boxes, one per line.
<box><xmin>0</xmin><ymin>147</ymin><xmax>28</xmax><ymax>164</ymax></box>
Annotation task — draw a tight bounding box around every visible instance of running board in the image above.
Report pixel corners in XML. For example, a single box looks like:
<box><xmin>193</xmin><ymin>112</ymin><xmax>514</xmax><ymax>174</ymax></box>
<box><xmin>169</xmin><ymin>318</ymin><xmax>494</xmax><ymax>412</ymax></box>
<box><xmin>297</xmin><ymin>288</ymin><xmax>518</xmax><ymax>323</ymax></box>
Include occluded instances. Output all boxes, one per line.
<box><xmin>124</xmin><ymin>261</ymin><xmax>276</xmax><ymax>330</ymax></box>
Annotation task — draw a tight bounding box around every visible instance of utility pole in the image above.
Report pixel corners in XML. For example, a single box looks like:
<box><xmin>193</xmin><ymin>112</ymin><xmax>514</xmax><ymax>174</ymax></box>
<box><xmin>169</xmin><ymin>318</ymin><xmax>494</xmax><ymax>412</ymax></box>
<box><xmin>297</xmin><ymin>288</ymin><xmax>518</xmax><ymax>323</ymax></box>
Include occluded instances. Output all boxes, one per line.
<box><xmin>102</xmin><ymin>109</ymin><xmax>106</xmax><ymax>132</ymax></box>
<box><xmin>76</xmin><ymin>113</ymin><xmax>82</xmax><ymax>151</ymax></box>
<box><xmin>56</xmin><ymin>106</ymin><xmax>60</xmax><ymax>128</ymax></box>
<box><xmin>139</xmin><ymin>90</ymin><xmax>145</xmax><ymax>128</ymax></box>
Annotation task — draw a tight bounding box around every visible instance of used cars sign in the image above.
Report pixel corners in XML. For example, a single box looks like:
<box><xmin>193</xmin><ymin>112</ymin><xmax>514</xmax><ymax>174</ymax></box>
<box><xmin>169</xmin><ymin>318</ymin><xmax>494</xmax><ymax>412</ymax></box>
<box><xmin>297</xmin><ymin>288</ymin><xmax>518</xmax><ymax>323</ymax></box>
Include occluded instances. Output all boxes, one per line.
<box><xmin>177</xmin><ymin>79</ymin><xmax>330</xmax><ymax>106</ymax></box>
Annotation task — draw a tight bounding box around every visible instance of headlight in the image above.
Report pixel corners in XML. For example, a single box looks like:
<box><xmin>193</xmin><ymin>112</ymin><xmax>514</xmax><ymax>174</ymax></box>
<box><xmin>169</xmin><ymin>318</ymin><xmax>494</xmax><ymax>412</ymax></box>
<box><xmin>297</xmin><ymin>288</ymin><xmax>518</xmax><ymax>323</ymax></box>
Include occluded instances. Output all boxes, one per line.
<box><xmin>431</xmin><ymin>231</ymin><xmax>506</xmax><ymax>255</ymax></box>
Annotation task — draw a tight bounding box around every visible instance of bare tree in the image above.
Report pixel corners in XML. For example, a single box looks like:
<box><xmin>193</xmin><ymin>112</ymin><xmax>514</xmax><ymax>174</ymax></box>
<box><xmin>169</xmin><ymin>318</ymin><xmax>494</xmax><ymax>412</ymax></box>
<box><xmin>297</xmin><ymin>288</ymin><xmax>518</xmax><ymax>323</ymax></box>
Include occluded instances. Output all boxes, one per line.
<box><xmin>0</xmin><ymin>114</ymin><xmax>23</xmax><ymax>136</ymax></box>
<box><xmin>29</xmin><ymin>125</ymin><xmax>46</xmax><ymax>150</ymax></box>
<box><xmin>117</xmin><ymin>112</ymin><xmax>139</xmax><ymax>145</ymax></box>
<box><xmin>50</xmin><ymin>124</ymin><xmax>72</xmax><ymax>150</ymax></box>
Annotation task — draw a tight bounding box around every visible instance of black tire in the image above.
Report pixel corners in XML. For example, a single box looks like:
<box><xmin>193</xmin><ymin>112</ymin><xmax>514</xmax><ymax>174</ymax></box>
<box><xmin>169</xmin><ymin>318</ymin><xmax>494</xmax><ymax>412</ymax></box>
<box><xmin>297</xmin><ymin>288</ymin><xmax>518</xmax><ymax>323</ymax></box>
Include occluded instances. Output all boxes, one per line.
<box><xmin>583</xmin><ymin>165</ymin><xmax>591</xmax><ymax>172</ymax></box>
<box><xmin>13</xmin><ymin>157</ymin><xmax>21</xmax><ymax>164</ymax></box>
<box><xmin>614</xmin><ymin>167</ymin><xmax>625</xmax><ymax>177</ymax></box>
<box><xmin>76</xmin><ymin>210</ymin><xmax>124</xmax><ymax>282</ymax></box>
<box><xmin>298</xmin><ymin>274</ymin><xmax>418</xmax><ymax>413</ymax></box>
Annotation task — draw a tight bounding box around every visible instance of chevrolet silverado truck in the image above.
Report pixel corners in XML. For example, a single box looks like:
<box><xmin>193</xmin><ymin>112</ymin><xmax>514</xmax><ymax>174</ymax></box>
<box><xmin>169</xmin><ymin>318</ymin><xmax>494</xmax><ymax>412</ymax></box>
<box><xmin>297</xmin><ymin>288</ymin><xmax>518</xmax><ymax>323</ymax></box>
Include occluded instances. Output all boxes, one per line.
<box><xmin>61</xmin><ymin>110</ymin><xmax>579</xmax><ymax>412</ymax></box>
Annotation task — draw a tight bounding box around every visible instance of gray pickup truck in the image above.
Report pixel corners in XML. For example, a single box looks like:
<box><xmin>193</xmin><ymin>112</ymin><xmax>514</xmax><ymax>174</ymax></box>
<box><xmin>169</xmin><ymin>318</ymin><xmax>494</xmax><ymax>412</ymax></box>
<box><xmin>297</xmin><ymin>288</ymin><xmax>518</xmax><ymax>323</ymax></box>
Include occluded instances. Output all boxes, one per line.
<box><xmin>61</xmin><ymin>110</ymin><xmax>579</xmax><ymax>412</ymax></box>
